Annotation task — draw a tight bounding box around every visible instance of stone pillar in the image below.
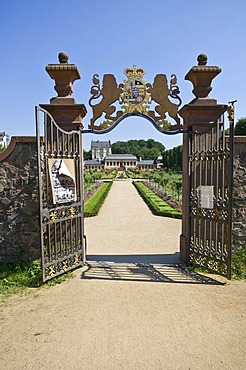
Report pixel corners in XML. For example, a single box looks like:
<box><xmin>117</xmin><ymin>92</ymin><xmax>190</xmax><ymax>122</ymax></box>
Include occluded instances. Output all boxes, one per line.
<box><xmin>40</xmin><ymin>52</ymin><xmax>87</xmax><ymax>131</ymax></box>
<box><xmin>179</xmin><ymin>54</ymin><xmax>227</xmax><ymax>263</ymax></box>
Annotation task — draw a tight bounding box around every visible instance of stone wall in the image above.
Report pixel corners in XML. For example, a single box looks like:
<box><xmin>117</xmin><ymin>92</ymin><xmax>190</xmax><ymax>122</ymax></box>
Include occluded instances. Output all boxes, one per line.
<box><xmin>232</xmin><ymin>136</ymin><xmax>246</xmax><ymax>251</ymax></box>
<box><xmin>0</xmin><ymin>137</ymin><xmax>40</xmax><ymax>262</ymax></box>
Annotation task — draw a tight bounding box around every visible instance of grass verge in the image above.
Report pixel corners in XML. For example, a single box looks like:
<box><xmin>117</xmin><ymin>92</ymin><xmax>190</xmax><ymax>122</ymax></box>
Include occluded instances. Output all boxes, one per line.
<box><xmin>133</xmin><ymin>181</ymin><xmax>182</xmax><ymax>219</ymax></box>
<box><xmin>84</xmin><ymin>181</ymin><xmax>112</xmax><ymax>217</ymax></box>
<box><xmin>0</xmin><ymin>260</ymin><xmax>72</xmax><ymax>297</ymax></box>
<box><xmin>232</xmin><ymin>246</ymin><xmax>246</xmax><ymax>280</ymax></box>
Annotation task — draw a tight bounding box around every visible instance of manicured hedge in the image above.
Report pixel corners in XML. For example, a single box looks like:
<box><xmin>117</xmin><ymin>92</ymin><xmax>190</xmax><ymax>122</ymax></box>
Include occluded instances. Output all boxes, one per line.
<box><xmin>133</xmin><ymin>181</ymin><xmax>182</xmax><ymax>219</ymax></box>
<box><xmin>84</xmin><ymin>182</ymin><xmax>112</xmax><ymax>217</ymax></box>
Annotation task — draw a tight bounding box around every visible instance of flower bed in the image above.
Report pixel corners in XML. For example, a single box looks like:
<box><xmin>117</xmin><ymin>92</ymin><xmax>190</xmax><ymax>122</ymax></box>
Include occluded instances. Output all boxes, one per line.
<box><xmin>84</xmin><ymin>181</ymin><xmax>104</xmax><ymax>203</ymax></box>
<box><xmin>143</xmin><ymin>181</ymin><xmax>182</xmax><ymax>213</ymax></box>
<box><xmin>133</xmin><ymin>181</ymin><xmax>182</xmax><ymax>219</ymax></box>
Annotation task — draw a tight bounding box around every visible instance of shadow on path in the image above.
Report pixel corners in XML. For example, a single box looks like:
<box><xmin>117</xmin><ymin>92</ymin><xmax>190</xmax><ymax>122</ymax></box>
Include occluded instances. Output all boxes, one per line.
<box><xmin>82</xmin><ymin>254</ymin><xmax>224</xmax><ymax>285</ymax></box>
<box><xmin>87</xmin><ymin>252</ymin><xmax>181</xmax><ymax>265</ymax></box>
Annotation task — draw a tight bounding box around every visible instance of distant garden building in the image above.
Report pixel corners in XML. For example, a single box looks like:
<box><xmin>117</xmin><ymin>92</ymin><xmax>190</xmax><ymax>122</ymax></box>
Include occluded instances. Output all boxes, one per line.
<box><xmin>104</xmin><ymin>154</ymin><xmax>137</xmax><ymax>169</ymax></box>
<box><xmin>91</xmin><ymin>140</ymin><xmax>111</xmax><ymax>160</ymax></box>
<box><xmin>84</xmin><ymin>140</ymin><xmax>162</xmax><ymax>170</ymax></box>
<box><xmin>0</xmin><ymin>132</ymin><xmax>10</xmax><ymax>148</ymax></box>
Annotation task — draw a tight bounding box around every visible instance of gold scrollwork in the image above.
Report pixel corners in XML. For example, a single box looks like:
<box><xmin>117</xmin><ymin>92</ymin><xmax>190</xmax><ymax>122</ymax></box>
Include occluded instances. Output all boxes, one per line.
<box><xmin>49</xmin><ymin>265</ymin><xmax>55</xmax><ymax>277</ymax></box>
<box><xmin>227</xmin><ymin>106</ymin><xmax>234</xmax><ymax>125</ymax></box>
<box><xmin>50</xmin><ymin>211</ymin><xmax>57</xmax><ymax>222</ymax></box>
<box><xmin>70</xmin><ymin>207</ymin><xmax>75</xmax><ymax>218</ymax></box>
<box><xmin>62</xmin><ymin>260</ymin><xmax>68</xmax><ymax>271</ymax></box>
<box><xmin>214</xmin><ymin>208</ymin><xmax>220</xmax><ymax>219</ymax></box>
<box><xmin>74</xmin><ymin>253</ymin><xmax>79</xmax><ymax>266</ymax></box>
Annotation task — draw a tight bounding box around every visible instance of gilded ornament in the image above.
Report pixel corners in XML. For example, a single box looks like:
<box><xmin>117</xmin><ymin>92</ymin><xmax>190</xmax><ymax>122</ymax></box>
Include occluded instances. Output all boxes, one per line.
<box><xmin>70</xmin><ymin>207</ymin><xmax>75</xmax><ymax>218</ymax></box>
<box><xmin>49</xmin><ymin>265</ymin><xmax>55</xmax><ymax>277</ymax></box>
<box><xmin>50</xmin><ymin>211</ymin><xmax>57</xmax><ymax>222</ymax></box>
<box><xmin>227</xmin><ymin>105</ymin><xmax>234</xmax><ymax>125</ymax></box>
<box><xmin>74</xmin><ymin>253</ymin><xmax>79</xmax><ymax>266</ymax></box>
<box><xmin>63</xmin><ymin>260</ymin><xmax>68</xmax><ymax>271</ymax></box>
<box><xmin>120</xmin><ymin>65</ymin><xmax>150</xmax><ymax>114</ymax></box>
<box><xmin>88</xmin><ymin>66</ymin><xmax>182</xmax><ymax>132</ymax></box>
<box><xmin>88</xmin><ymin>74</ymin><xmax>123</xmax><ymax>130</ymax></box>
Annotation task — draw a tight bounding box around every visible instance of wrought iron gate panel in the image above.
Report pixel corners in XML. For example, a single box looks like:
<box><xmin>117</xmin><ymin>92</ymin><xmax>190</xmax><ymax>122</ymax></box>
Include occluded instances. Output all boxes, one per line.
<box><xmin>188</xmin><ymin>117</ymin><xmax>233</xmax><ymax>278</ymax></box>
<box><xmin>36</xmin><ymin>107</ymin><xmax>85</xmax><ymax>282</ymax></box>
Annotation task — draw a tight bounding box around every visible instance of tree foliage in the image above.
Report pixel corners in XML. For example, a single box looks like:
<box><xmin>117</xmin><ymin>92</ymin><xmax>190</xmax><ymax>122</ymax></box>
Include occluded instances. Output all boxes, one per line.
<box><xmin>234</xmin><ymin>117</ymin><xmax>246</xmax><ymax>135</ymax></box>
<box><xmin>83</xmin><ymin>149</ymin><xmax>92</xmax><ymax>160</ymax></box>
<box><xmin>112</xmin><ymin>139</ymin><xmax>165</xmax><ymax>160</ymax></box>
<box><xmin>0</xmin><ymin>145</ymin><xmax>6</xmax><ymax>154</ymax></box>
<box><xmin>162</xmin><ymin>145</ymin><xmax>182</xmax><ymax>171</ymax></box>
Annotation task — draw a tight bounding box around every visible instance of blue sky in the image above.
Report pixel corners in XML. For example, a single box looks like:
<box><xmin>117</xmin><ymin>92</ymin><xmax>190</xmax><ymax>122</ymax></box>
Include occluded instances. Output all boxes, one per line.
<box><xmin>1</xmin><ymin>0</ymin><xmax>245</xmax><ymax>150</ymax></box>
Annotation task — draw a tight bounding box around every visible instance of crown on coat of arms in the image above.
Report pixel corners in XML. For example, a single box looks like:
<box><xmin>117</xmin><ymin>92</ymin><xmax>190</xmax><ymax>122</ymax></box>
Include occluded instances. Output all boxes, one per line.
<box><xmin>124</xmin><ymin>65</ymin><xmax>145</xmax><ymax>79</ymax></box>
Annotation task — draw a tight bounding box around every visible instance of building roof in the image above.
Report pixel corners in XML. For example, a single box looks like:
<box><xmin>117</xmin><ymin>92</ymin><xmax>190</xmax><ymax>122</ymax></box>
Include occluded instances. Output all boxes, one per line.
<box><xmin>91</xmin><ymin>140</ymin><xmax>111</xmax><ymax>148</ymax></box>
<box><xmin>84</xmin><ymin>159</ymin><xmax>104</xmax><ymax>165</ymax></box>
<box><xmin>137</xmin><ymin>160</ymin><xmax>155</xmax><ymax>165</ymax></box>
<box><xmin>104</xmin><ymin>154</ymin><xmax>137</xmax><ymax>161</ymax></box>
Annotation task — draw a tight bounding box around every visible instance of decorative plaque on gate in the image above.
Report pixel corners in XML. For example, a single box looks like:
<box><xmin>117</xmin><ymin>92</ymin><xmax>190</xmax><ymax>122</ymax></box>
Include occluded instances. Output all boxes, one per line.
<box><xmin>197</xmin><ymin>185</ymin><xmax>214</xmax><ymax>209</ymax></box>
<box><xmin>48</xmin><ymin>159</ymin><xmax>77</xmax><ymax>204</ymax></box>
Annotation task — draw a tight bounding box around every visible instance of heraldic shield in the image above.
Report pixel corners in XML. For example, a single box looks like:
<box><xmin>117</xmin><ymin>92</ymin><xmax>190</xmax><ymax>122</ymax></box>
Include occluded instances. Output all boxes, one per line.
<box><xmin>88</xmin><ymin>65</ymin><xmax>182</xmax><ymax>133</ymax></box>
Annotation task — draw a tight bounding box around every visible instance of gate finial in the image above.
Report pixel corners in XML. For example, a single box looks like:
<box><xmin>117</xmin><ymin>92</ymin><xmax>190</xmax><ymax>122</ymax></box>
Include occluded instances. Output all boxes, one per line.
<box><xmin>185</xmin><ymin>54</ymin><xmax>221</xmax><ymax>102</ymax></box>
<box><xmin>197</xmin><ymin>54</ymin><xmax>207</xmax><ymax>66</ymax></box>
<box><xmin>40</xmin><ymin>53</ymin><xmax>87</xmax><ymax>131</ymax></box>
<box><xmin>45</xmin><ymin>51</ymin><xmax>80</xmax><ymax>103</ymax></box>
<box><xmin>58</xmin><ymin>51</ymin><xmax>69</xmax><ymax>64</ymax></box>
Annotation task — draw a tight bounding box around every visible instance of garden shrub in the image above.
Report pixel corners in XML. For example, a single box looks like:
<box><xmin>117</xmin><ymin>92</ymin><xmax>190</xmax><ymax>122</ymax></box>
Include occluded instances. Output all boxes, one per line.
<box><xmin>84</xmin><ymin>181</ymin><xmax>112</xmax><ymax>217</ymax></box>
<box><xmin>133</xmin><ymin>181</ymin><xmax>182</xmax><ymax>219</ymax></box>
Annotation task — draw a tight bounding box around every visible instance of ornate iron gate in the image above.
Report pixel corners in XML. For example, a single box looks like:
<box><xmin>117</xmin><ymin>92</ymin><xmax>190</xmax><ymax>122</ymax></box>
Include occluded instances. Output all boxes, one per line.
<box><xmin>36</xmin><ymin>107</ymin><xmax>86</xmax><ymax>282</ymax></box>
<box><xmin>188</xmin><ymin>113</ymin><xmax>234</xmax><ymax>278</ymax></box>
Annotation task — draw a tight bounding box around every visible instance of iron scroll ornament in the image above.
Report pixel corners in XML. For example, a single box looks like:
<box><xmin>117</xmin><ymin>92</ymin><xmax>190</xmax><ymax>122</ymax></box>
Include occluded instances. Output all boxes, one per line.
<box><xmin>88</xmin><ymin>65</ymin><xmax>183</xmax><ymax>134</ymax></box>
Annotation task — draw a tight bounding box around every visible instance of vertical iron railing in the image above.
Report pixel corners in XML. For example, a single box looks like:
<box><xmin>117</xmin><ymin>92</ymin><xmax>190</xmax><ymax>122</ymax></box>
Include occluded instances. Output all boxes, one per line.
<box><xmin>36</xmin><ymin>106</ymin><xmax>85</xmax><ymax>282</ymax></box>
<box><xmin>188</xmin><ymin>115</ymin><xmax>233</xmax><ymax>278</ymax></box>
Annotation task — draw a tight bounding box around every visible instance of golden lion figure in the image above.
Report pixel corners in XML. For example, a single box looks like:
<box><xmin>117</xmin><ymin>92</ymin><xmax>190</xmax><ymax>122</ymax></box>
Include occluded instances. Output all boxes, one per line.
<box><xmin>147</xmin><ymin>74</ymin><xmax>181</xmax><ymax>125</ymax></box>
<box><xmin>89</xmin><ymin>74</ymin><xmax>123</xmax><ymax>128</ymax></box>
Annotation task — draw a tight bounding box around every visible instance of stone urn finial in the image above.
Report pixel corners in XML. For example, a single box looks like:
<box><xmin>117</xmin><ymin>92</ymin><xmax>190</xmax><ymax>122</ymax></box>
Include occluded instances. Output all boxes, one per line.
<box><xmin>45</xmin><ymin>52</ymin><xmax>81</xmax><ymax>103</ymax></box>
<box><xmin>185</xmin><ymin>54</ymin><xmax>221</xmax><ymax>103</ymax></box>
<box><xmin>58</xmin><ymin>51</ymin><xmax>69</xmax><ymax>63</ymax></box>
<box><xmin>197</xmin><ymin>53</ymin><xmax>208</xmax><ymax>66</ymax></box>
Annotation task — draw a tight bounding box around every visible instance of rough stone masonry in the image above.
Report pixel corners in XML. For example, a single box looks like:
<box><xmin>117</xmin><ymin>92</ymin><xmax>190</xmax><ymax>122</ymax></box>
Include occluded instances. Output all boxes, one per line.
<box><xmin>0</xmin><ymin>137</ymin><xmax>40</xmax><ymax>262</ymax></box>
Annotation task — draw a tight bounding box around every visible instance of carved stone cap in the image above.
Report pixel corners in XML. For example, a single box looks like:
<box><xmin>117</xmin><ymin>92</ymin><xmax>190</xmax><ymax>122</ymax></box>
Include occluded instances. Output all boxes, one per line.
<box><xmin>45</xmin><ymin>52</ymin><xmax>81</xmax><ymax>101</ymax></box>
<box><xmin>185</xmin><ymin>54</ymin><xmax>221</xmax><ymax>101</ymax></box>
<box><xmin>46</xmin><ymin>64</ymin><xmax>80</xmax><ymax>77</ymax></box>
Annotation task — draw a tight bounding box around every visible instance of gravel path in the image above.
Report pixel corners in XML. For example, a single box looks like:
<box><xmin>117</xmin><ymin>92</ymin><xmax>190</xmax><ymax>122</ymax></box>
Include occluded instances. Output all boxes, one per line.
<box><xmin>0</xmin><ymin>181</ymin><xmax>245</xmax><ymax>370</ymax></box>
<box><xmin>85</xmin><ymin>180</ymin><xmax>181</xmax><ymax>264</ymax></box>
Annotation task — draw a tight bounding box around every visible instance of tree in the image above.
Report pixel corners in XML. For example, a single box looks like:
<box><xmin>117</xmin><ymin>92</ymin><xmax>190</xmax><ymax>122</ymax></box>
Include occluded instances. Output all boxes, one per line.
<box><xmin>234</xmin><ymin>117</ymin><xmax>246</xmax><ymax>135</ymax></box>
<box><xmin>83</xmin><ymin>149</ymin><xmax>92</xmax><ymax>160</ymax></box>
<box><xmin>162</xmin><ymin>145</ymin><xmax>183</xmax><ymax>171</ymax></box>
<box><xmin>173</xmin><ymin>180</ymin><xmax>182</xmax><ymax>201</ymax></box>
<box><xmin>0</xmin><ymin>145</ymin><xmax>6</xmax><ymax>154</ymax></box>
<box><xmin>111</xmin><ymin>139</ymin><xmax>165</xmax><ymax>160</ymax></box>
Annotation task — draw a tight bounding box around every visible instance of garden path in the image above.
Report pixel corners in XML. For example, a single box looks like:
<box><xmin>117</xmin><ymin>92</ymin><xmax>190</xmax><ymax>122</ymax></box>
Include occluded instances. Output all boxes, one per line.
<box><xmin>85</xmin><ymin>180</ymin><xmax>181</xmax><ymax>264</ymax></box>
<box><xmin>0</xmin><ymin>180</ymin><xmax>245</xmax><ymax>370</ymax></box>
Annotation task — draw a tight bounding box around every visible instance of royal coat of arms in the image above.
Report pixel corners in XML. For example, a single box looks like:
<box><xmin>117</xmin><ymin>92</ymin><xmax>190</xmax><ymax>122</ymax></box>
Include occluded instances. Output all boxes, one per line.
<box><xmin>88</xmin><ymin>65</ymin><xmax>182</xmax><ymax>131</ymax></box>
<box><xmin>120</xmin><ymin>65</ymin><xmax>150</xmax><ymax>114</ymax></box>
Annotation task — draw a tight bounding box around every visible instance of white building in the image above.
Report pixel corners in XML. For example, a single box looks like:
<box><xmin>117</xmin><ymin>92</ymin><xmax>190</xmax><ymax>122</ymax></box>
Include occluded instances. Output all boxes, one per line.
<box><xmin>104</xmin><ymin>154</ymin><xmax>137</xmax><ymax>169</ymax></box>
<box><xmin>84</xmin><ymin>140</ymin><xmax>163</xmax><ymax>170</ymax></box>
<box><xmin>0</xmin><ymin>132</ymin><xmax>10</xmax><ymax>148</ymax></box>
<box><xmin>91</xmin><ymin>140</ymin><xmax>111</xmax><ymax>160</ymax></box>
